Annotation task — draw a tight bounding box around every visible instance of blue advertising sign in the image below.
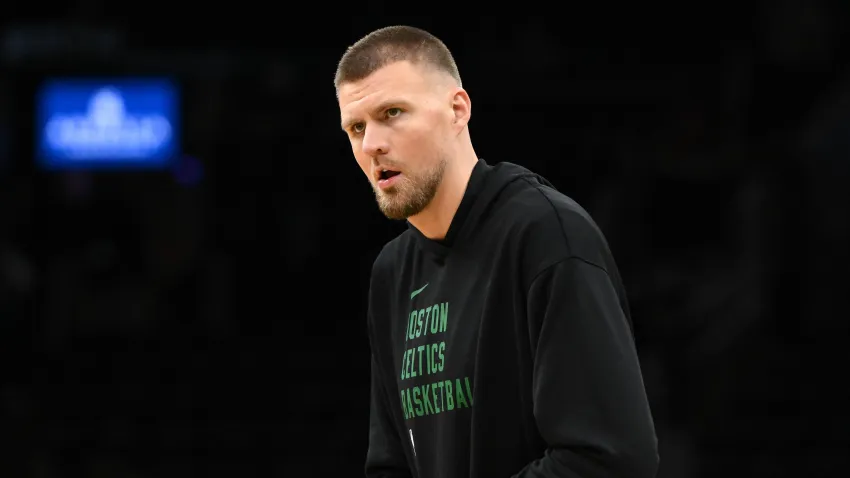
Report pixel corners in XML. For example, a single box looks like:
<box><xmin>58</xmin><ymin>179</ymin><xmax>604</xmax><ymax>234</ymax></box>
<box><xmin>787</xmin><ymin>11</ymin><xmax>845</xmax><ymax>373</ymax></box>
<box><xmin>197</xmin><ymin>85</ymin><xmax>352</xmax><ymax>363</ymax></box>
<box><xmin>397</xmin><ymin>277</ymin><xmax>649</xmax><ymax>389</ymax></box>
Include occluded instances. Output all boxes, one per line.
<box><xmin>36</xmin><ymin>78</ymin><xmax>180</xmax><ymax>170</ymax></box>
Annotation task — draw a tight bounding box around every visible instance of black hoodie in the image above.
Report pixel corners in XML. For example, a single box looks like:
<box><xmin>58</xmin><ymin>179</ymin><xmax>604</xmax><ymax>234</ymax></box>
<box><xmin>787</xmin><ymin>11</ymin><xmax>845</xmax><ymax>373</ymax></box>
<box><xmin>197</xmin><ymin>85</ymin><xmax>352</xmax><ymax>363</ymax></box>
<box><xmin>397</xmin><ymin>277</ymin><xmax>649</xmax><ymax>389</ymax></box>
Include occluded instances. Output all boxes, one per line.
<box><xmin>365</xmin><ymin>159</ymin><xmax>658</xmax><ymax>478</ymax></box>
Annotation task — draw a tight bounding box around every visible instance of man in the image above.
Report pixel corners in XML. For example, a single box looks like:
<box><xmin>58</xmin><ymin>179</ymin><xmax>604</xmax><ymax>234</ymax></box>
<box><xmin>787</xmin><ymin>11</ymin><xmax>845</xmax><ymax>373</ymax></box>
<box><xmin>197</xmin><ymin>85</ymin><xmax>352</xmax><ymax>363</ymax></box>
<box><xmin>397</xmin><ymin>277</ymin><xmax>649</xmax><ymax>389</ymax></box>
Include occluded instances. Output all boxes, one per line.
<box><xmin>335</xmin><ymin>26</ymin><xmax>659</xmax><ymax>478</ymax></box>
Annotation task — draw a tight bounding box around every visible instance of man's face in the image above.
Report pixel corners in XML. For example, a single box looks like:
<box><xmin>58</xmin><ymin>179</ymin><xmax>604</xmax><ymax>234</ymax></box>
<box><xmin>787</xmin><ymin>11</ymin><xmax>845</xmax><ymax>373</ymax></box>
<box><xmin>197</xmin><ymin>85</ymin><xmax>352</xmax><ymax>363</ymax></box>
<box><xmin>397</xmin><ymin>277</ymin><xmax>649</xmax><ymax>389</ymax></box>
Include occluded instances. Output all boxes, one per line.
<box><xmin>338</xmin><ymin>61</ymin><xmax>452</xmax><ymax>220</ymax></box>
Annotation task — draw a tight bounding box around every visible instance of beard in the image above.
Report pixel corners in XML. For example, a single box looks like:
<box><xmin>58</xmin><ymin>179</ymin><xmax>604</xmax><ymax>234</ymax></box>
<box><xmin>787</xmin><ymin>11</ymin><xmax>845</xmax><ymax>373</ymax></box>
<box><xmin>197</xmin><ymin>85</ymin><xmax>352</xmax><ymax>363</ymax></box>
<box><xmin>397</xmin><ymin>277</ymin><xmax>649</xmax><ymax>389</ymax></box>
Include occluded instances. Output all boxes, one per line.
<box><xmin>373</xmin><ymin>157</ymin><xmax>447</xmax><ymax>220</ymax></box>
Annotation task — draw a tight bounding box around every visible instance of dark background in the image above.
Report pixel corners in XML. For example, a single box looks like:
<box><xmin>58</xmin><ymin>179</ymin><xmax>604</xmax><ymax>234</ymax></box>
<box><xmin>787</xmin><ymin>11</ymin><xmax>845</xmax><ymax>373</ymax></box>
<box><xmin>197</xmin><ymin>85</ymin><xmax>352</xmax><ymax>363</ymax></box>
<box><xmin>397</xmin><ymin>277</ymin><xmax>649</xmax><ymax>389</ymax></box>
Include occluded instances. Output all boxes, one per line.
<box><xmin>2</xmin><ymin>3</ymin><xmax>848</xmax><ymax>477</ymax></box>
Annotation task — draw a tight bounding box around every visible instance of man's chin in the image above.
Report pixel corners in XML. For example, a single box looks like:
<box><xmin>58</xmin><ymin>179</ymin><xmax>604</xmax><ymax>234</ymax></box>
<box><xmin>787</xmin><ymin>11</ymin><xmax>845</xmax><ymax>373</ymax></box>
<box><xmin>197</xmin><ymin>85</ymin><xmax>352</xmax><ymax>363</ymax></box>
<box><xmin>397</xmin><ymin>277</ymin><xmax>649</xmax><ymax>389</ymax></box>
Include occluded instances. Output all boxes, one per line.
<box><xmin>381</xmin><ymin>210</ymin><xmax>409</xmax><ymax>221</ymax></box>
<box><xmin>372</xmin><ymin>170</ymin><xmax>442</xmax><ymax>220</ymax></box>
<box><xmin>377</xmin><ymin>196</ymin><xmax>423</xmax><ymax>220</ymax></box>
<box><xmin>378</xmin><ymin>199</ymin><xmax>412</xmax><ymax>220</ymax></box>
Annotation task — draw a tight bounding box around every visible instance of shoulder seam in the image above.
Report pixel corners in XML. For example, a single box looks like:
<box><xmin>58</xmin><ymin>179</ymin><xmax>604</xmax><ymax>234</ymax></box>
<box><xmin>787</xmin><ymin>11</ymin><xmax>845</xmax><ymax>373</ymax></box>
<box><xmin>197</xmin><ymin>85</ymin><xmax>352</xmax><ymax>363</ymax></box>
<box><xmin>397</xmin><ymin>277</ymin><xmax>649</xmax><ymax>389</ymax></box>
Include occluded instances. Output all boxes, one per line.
<box><xmin>518</xmin><ymin>176</ymin><xmax>573</xmax><ymax>254</ymax></box>
<box><xmin>528</xmin><ymin>255</ymin><xmax>609</xmax><ymax>289</ymax></box>
<box><xmin>517</xmin><ymin>177</ymin><xmax>611</xmax><ymax>286</ymax></box>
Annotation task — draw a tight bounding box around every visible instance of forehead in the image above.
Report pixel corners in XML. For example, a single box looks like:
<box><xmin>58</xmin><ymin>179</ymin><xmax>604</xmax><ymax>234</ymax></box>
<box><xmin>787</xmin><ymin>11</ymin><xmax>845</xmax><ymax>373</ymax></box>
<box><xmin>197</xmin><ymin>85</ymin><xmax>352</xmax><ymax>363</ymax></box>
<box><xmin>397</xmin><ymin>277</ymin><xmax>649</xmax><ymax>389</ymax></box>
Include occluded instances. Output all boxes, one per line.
<box><xmin>338</xmin><ymin>61</ymin><xmax>436</xmax><ymax>116</ymax></box>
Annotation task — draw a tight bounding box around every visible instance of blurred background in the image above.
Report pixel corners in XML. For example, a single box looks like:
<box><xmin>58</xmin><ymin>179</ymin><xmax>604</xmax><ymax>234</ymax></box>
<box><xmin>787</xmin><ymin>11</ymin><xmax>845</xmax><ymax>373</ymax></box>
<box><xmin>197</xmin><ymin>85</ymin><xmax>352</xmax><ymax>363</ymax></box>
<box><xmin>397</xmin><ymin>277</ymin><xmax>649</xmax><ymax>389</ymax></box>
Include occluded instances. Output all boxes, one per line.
<box><xmin>1</xmin><ymin>3</ymin><xmax>848</xmax><ymax>477</ymax></box>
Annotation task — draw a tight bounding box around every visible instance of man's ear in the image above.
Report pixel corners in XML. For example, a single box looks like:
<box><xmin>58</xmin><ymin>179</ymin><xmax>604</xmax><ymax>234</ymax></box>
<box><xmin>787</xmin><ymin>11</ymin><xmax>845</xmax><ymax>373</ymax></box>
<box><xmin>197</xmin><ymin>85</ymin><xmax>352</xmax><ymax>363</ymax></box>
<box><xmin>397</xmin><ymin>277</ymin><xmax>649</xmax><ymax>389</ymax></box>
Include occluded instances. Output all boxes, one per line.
<box><xmin>450</xmin><ymin>88</ymin><xmax>472</xmax><ymax>130</ymax></box>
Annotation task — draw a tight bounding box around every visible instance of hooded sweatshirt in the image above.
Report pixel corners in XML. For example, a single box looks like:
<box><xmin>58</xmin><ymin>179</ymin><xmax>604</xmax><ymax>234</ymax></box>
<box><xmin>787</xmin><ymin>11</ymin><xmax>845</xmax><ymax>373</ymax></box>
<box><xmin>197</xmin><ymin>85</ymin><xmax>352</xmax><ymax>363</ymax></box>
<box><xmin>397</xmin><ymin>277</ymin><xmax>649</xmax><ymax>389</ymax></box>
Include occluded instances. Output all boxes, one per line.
<box><xmin>365</xmin><ymin>159</ymin><xmax>658</xmax><ymax>478</ymax></box>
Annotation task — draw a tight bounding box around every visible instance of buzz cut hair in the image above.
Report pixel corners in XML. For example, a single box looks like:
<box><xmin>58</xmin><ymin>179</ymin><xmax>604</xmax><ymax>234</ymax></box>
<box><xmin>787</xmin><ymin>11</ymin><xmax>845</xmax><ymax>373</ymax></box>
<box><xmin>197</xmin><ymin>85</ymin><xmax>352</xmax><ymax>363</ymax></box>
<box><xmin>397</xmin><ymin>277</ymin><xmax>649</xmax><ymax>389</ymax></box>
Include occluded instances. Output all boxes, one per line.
<box><xmin>334</xmin><ymin>25</ymin><xmax>462</xmax><ymax>92</ymax></box>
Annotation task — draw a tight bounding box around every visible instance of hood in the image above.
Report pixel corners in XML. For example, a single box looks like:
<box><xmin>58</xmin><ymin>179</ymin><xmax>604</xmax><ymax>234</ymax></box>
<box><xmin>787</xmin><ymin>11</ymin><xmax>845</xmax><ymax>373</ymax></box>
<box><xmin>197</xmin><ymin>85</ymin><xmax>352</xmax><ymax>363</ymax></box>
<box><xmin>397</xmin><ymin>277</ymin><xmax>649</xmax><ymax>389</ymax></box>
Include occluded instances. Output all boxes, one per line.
<box><xmin>409</xmin><ymin>159</ymin><xmax>557</xmax><ymax>256</ymax></box>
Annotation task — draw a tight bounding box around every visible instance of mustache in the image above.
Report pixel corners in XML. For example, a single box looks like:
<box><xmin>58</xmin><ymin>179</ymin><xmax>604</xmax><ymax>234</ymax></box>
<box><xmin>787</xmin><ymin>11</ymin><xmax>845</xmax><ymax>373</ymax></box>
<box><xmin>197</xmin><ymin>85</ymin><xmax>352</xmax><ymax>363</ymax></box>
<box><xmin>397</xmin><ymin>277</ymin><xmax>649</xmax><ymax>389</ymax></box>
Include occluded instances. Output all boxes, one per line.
<box><xmin>374</xmin><ymin>159</ymin><xmax>404</xmax><ymax>170</ymax></box>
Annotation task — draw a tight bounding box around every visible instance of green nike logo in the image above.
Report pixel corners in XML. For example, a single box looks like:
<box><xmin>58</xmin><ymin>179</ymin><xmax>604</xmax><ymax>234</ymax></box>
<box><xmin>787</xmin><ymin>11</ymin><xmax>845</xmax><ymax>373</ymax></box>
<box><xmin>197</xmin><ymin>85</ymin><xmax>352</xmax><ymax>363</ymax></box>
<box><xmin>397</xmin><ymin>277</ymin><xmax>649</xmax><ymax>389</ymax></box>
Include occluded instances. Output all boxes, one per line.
<box><xmin>410</xmin><ymin>283</ymin><xmax>429</xmax><ymax>300</ymax></box>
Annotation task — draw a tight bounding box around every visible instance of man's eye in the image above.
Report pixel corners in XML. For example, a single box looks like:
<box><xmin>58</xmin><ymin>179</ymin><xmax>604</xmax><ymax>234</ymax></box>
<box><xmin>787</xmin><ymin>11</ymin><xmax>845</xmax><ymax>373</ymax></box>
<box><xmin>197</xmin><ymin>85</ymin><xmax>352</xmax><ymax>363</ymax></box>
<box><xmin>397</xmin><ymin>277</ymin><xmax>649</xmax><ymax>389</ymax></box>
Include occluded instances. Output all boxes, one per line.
<box><xmin>386</xmin><ymin>108</ymin><xmax>402</xmax><ymax>118</ymax></box>
<box><xmin>352</xmin><ymin>123</ymin><xmax>365</xmax><ymax>133</ymax></box>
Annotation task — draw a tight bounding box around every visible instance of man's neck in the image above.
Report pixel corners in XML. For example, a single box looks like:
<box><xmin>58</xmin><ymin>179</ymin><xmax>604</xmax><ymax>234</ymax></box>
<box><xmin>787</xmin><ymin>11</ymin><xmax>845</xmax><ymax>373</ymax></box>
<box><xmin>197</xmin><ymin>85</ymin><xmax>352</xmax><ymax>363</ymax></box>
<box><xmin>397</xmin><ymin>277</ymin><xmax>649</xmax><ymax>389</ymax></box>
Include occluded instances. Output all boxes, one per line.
<box><xmin>408</xmin><ymin>154</ymin><xmax>478</xmax><ymax>241</ymax></box>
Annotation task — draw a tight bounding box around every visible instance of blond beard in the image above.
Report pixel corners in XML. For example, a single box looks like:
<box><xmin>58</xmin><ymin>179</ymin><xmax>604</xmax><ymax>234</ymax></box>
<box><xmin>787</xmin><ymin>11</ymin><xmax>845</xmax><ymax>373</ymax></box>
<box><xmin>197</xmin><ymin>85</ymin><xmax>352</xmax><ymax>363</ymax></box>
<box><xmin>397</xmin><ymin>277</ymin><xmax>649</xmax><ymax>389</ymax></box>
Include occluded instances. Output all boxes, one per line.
<box><xmin>373</xmin><ymin>158</ymin><xmax>447</xmax><ymax>220</ymax></box>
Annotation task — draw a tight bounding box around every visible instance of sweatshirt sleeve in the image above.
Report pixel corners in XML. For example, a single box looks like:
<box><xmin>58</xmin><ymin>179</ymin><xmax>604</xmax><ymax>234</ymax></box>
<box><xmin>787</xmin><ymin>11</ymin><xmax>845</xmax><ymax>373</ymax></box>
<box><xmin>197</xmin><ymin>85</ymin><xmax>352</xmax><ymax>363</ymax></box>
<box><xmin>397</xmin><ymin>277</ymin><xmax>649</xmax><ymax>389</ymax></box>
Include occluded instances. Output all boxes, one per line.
<box><xmin>512</xmin><ymin>257</ymin><xmax>659</xmax><ymax>478</ymax></box>
<box><xmin>365</xmin><ymin>354</ymin><xmax>413</xmax><ymax>478</ymax></box>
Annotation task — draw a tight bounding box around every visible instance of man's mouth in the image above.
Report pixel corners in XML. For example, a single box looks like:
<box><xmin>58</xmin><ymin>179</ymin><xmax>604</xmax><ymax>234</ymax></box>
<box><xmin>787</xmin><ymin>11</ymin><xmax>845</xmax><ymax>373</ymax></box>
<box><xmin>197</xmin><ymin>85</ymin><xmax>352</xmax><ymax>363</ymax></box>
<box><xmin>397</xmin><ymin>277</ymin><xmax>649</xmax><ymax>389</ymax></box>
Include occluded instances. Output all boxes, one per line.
<box><xmin>379</xmin><ymin>169</ymin><xmax>401</xmax><ymax>181</ymax></box>
<box><xmin>377</xmin><ymin>169</ymin><xmax>403</xmax><ymax>189</ymax></box>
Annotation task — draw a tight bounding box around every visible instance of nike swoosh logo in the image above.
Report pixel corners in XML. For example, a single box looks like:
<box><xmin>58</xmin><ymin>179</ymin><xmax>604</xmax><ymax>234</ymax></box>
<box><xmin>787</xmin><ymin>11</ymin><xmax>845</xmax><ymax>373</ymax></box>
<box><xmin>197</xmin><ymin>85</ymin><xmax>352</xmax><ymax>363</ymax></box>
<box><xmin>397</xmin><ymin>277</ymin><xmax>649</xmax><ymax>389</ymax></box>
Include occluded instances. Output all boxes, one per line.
<box><xmin>410</xmin><ymin>283</ymin><xmax>429</xmax><ymax>300</ymax></box>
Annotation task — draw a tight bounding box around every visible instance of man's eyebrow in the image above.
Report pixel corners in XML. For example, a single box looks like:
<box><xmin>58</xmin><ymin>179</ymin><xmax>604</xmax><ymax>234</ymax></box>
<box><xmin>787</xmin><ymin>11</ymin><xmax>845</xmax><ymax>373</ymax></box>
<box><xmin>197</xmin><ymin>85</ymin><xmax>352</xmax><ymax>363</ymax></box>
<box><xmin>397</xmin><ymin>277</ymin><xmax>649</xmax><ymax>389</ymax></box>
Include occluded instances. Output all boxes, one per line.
<box><xmin>341</xmin><ymin>117</ymin><xmax>358</xmax><ymax>131</ymax></box>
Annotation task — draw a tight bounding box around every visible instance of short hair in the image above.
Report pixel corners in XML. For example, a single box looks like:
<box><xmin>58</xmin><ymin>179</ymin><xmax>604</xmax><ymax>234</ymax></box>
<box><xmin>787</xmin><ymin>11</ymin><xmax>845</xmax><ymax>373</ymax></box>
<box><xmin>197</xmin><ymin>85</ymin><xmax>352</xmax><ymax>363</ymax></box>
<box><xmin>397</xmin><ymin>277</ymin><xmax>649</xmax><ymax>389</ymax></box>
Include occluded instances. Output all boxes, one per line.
<box><xmin>334</xmin><ymin>26</ymin><xmax>462</xmax><ymax>92</ymax></box>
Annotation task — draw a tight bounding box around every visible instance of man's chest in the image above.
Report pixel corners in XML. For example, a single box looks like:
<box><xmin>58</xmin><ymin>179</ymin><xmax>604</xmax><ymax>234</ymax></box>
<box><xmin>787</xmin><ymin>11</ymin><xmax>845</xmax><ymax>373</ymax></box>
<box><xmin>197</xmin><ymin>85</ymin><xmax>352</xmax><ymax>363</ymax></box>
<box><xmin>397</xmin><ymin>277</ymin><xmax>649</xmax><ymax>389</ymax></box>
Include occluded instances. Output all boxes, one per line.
<box><xmin>384</xmin><ymin>250</ymin><xmax>523</xmax><ymax>420</ymax></box>
<box><xmin>393</xmin><ymin>276</ymin><xmax>478</xmax><ymax>411</ymax></box>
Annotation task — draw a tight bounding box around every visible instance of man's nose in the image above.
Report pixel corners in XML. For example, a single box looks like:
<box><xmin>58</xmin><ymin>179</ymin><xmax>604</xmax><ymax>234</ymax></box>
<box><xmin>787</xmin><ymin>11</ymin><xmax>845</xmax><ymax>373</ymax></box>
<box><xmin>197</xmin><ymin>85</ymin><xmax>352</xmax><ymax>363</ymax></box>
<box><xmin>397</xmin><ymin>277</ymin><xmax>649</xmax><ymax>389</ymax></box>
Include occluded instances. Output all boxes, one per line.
<box><xmin>361</xmin><ymin>125</ymin><xmax>389</xmax><ymax>157</ymax></box>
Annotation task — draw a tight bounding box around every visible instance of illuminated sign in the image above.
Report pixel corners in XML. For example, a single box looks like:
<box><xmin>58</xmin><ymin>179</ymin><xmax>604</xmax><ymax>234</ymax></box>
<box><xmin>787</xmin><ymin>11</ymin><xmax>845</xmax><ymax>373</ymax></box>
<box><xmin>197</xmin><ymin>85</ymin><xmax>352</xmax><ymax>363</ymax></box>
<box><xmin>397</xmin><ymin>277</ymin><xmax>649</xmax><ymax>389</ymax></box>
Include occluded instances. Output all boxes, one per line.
<box><xmin>36</xmin><ymin>78</ymin><xmax>179</xmax><ymax>169</ymax></box>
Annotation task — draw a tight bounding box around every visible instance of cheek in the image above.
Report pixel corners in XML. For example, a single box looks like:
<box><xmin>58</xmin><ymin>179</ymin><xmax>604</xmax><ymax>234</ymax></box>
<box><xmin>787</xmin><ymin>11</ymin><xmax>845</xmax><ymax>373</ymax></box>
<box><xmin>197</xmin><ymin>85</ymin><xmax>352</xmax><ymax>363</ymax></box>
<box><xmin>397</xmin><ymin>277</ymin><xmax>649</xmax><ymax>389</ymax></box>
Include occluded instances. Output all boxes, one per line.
<box><xmin>404</xmin><ymin>127</ymin><xmax>439</xmax><ymax>156</ymax></box>
<box><xmin>354</xmin><ymin>153</ymin><xmax>371</xmax><ymax>178</ymax></box>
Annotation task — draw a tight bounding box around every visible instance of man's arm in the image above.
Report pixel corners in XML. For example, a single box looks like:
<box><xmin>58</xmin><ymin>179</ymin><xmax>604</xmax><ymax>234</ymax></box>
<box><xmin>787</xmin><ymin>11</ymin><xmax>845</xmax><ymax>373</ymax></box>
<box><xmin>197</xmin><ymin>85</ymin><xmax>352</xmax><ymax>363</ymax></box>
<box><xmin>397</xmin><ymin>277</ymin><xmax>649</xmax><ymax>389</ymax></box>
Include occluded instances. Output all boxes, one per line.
<box><xmin>365</xmin><ymin>354</ymin><xmax>413</xmax><ymax>478</ymax></box>
<box><xmin>513</xmin><ymin>257</ymin><xmax>659</xmax><ymax>478</ymax></box>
